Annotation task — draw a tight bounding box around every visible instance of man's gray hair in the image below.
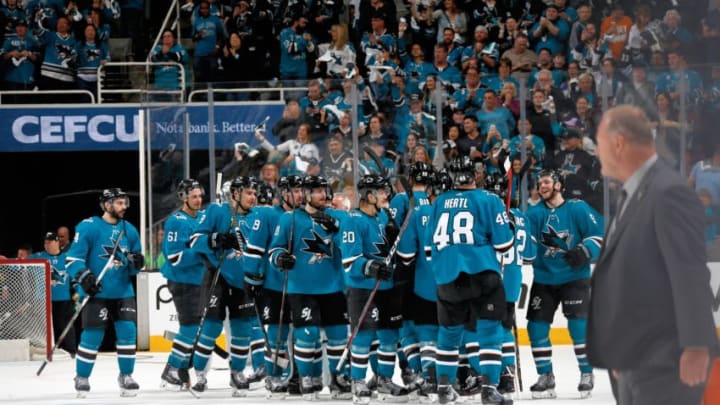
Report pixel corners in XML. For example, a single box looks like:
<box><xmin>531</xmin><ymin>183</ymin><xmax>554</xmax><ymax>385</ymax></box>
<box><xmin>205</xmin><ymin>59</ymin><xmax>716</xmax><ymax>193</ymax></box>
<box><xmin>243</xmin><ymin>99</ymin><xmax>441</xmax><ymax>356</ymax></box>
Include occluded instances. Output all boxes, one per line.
<box><xmin>603</xmin><ymin>105</ymin><xmax>654</xmax><ymax>145</ymax></box>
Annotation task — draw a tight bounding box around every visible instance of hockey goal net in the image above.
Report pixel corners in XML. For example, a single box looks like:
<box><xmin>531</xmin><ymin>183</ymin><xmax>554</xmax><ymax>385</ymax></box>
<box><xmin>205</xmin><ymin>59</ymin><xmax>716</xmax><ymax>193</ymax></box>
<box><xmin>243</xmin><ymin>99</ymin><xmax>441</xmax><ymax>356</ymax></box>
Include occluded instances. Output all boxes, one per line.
<box><xmin>0</xmin><ymin>259</ymin><xmax>51</xmax><ymax>359</ymax></box>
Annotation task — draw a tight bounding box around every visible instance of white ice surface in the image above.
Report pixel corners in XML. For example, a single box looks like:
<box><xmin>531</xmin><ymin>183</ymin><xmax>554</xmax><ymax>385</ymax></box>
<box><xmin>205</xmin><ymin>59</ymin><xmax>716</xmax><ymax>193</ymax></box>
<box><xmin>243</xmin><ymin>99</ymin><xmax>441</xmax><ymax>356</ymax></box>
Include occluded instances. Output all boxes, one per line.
<box><xmin>1</xmin><ymin>345</ymin><xmax>615</xmax><ymax>405</ymax></box>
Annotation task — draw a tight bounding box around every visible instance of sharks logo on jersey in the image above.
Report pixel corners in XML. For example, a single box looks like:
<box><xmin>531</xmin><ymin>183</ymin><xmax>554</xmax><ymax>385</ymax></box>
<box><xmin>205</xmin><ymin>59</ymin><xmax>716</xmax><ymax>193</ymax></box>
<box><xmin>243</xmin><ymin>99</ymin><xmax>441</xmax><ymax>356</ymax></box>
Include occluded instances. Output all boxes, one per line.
<box><xmin>100</xmin><ymin>230</ymin><xmax>125</xmax><ymax>266</ymax></box>
<box><xmin>301</xmin><ymin>229</ymin><xmax>333</xmax><ymax>264</ymax></box>
<box><xmin>541</xmin><ymin>223</ymin><xmax>572</xmax><ymax>256</ymax></box>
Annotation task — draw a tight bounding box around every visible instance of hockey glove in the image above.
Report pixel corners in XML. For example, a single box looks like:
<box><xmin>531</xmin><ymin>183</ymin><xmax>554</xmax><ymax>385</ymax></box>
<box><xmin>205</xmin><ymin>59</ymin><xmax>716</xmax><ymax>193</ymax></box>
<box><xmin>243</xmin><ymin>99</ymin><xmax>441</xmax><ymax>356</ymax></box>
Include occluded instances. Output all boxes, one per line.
<box><xmin>126</xmin><ymin>251</ymin><xmax>145</xmax><ymax>270</ymax></box>
<box><xmin>310</xmin><ymin>211</ymin><xmax>339</xmax><ymax>234</ymax></box>
<box><xmin>244</xmin><ymin>274</ymin><xmax>264</xmax><ymax>301</ymax></box>
<box><xmin>563</xmin><ymin>244</ymin><xmax>591</xmax><ymax>269</ymax></box>
<box><xmin>275</xmin><ymin>251</ymin><xmax>296</xmax><ymax>270</ymax></box>
<box><xmin>76</xmin><ymin>269</ymin><xmax>101</xmax><ymax>296</ymax></box>
<box><xmin>363</xmin><ymin>260</ymin><xmax>392</xmax><ymax>281</ymax></box>
<box><xmin>209</xmin><ymin>232</ymin><xmax>240</xmax><ymax>250</ymax></box>
<box><xmin>384</xmin><ymin>216</ymin><xmax>400</xmax><ymax>247</ymax></box>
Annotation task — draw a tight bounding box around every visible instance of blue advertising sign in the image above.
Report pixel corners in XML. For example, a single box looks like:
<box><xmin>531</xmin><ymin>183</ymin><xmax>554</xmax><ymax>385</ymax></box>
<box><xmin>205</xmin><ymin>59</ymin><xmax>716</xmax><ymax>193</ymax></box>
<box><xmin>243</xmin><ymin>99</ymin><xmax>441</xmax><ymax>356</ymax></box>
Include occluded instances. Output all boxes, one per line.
<box><xmin>0</xmin><ymin>104</ymin><xmax>284</xmax><ymax>152</ymax></box>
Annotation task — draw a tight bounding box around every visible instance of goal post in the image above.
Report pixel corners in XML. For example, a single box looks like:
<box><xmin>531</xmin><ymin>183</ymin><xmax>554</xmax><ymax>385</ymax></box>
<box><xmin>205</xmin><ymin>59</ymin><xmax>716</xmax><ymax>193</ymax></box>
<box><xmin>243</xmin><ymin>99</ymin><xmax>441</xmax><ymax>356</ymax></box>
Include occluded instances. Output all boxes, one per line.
<box><xmin>0</xmin><ymin>259</ymin><xmax>52</xmax><ymax>360</ymax></box>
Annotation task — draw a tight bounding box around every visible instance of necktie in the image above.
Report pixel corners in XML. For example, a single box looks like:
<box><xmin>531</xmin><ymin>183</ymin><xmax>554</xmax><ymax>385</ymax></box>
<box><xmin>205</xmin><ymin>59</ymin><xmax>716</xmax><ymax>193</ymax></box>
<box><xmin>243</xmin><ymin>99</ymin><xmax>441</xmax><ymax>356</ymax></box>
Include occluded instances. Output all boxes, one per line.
<box><xmin>606</xmin><ymin>189</ymin><xmax>627</xmax><ymax>245</ymax></box>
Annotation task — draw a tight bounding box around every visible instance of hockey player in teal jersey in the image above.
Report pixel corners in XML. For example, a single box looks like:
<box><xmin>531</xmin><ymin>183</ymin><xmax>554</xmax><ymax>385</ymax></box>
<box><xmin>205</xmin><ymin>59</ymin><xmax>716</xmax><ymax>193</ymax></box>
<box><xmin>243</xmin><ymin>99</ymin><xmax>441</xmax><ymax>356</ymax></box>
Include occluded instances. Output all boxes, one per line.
<box><xmin>390</xmin><ymin>162</ymin><xmax>433</xmax><ymax>390</ymax></box>
<box><xmin>396</xmin><ymin>166</ymin><xmax>445</xmax><ymax>400</ymax></box>
<box><xmin>340</xmin><ymin>174</ymin><xmax>410</xmax><ymax>404</ymax></box>
<box><xmin>249</xmin><ymin>176</ymin><xmax>304</xmax><ymax>397</ymax></box>
<box><xmin>65</xmin><ymin>188</ymin><xmax>144</xmax><ymax>397</ymax></box>
<box><xmin>268</xmin><ymin>175</ymin><xmax>350</xmax><ymax>399</ymax></box>
<box><xmin>189</xmin><ymin>176</ymin><xmax>259</xmax><ymax>396</ymax></box>
<box><xmin>429</xmin><ymin>156</ymin><xmax>514</xmax><ymax>405</ymax></box>
<box><xmin>31</xmin><ymin>232</ymin><xmax>75</xmax><ymax>357</ymax></box>
<box><xmin>525</xmin><ymin>169</ymin><xmax>603</xmax><ymax>399</ymax></box>
<box><xmin>158</xmin><ymin>179</ymin><xmax>206</xmax><ymax>390</ymax></box>
<box><xmin>486</xmin><ymin>174</ymin><xmax>538</xmax><ymax>398</ymax></box>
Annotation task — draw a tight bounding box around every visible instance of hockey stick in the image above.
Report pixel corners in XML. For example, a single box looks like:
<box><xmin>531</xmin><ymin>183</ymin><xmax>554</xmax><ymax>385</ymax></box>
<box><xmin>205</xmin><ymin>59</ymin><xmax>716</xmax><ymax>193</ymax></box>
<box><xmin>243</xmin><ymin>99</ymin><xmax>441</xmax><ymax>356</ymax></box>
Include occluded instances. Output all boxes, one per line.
<box><xmin>273</xmin><ymin>198</ymin><xmax>295</xmax><ymax>375</ymax></box>
<box><xmin>253</xmin><ymin>303</ymin><xmax>290</xmax><ymax>369</ymax></box>
<box><xmin>163</xmin><ymin>329</ymin><xmax>229</xmax><ymax>359</ymax></box>
<box><xmin>37</xmin><ymin>229</ymin><xmax>126</xmax><ymax>376</ymax></box>
<box><xmin>363</xmin><ymin>145</ymin><xmax>389</xmax><ymax>178</ymax></box>
<box><xmin>336</xmin><ymin>176</ymin><xmax>415</xmax><ymax>372</ymax></box>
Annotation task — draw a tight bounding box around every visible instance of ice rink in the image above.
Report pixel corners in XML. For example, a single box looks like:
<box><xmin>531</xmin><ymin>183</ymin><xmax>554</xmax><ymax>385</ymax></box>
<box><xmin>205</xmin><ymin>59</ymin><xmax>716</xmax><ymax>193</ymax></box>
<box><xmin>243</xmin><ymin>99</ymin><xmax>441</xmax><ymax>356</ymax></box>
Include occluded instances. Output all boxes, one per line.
<box><xmin>1</xmin><ymin>345</ymin><xmax>615</xmax><ymax>405</ymax></box>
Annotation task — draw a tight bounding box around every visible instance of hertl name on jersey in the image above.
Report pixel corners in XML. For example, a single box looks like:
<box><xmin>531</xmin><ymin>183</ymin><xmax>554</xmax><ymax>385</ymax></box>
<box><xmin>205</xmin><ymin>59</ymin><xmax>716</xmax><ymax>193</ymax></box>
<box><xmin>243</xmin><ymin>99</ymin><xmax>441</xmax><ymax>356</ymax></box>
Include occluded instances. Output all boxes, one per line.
<box><xmin>443</xmin><ymin>198</ymin><xmax>469</xmax><ymax>209</ymax></box>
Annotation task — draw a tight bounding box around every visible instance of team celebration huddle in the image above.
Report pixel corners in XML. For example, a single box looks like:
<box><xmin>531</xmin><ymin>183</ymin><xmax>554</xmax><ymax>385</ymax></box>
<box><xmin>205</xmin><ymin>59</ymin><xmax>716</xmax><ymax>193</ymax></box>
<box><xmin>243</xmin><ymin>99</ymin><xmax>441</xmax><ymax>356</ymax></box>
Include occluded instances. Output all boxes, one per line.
<box><xmin>56</xmin><ymin>148</ymin><xmax>606</xmax><ymax>405</ymax></box>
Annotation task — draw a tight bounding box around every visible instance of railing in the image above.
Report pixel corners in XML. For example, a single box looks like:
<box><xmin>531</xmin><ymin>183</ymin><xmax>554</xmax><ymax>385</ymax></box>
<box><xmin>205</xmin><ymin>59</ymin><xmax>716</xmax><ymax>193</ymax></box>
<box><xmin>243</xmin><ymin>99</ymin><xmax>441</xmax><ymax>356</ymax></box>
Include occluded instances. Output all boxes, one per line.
<box><xmin>187</xmin><ymin>86</ymin><xmax>309</xmax><ymax>103</ymax></box>
<box><xmin>97</xmin><ymin>61</ymin><xmax>186</xmax><ymax>103</ymax></box>
<box><xmin>0</xmin><ymin>89</ymin><xmax>96</xmax><ymax>104</ymax></box>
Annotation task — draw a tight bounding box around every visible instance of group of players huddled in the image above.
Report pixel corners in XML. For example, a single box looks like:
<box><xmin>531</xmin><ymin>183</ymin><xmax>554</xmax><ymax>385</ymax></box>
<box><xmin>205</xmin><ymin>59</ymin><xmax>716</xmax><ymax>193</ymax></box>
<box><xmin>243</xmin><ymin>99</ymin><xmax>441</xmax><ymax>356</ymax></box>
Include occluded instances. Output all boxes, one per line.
<box><xmin>66</xmin><ymin>154</ymin><xmax>604</xmax><ymax>405</ymax></box>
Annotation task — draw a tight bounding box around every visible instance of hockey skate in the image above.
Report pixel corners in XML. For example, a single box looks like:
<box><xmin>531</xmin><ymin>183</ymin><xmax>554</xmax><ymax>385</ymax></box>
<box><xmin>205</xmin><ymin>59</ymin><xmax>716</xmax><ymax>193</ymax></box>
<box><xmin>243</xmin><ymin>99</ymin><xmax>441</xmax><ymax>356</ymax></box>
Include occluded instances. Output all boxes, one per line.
<box><xmin>287</xmin><ymin>373</ymin><xmax>302</xmax><ymax>396</ymax></box>
<box><xmin>300</xmin><ymin>376</ymin><xmax>317</xmax><ymax>400</ymax></box>
<box><xmin>481</xmin><ymin>385</ymin><xmax>513</xmax><ymax>404</ymax></box>
<box><xmin>352</xmin><ymin>379</ymin><xmax>372</xmax><ymax>404</ymax></box>
<box><xmin>367</xmin><ymin>374</ymin><xmax>379</xmax><ymax>398</ymax></box>
<box><xmin>530</xmin><ymin>372</ymin><xmax>556</xmax><ymax>399</ymax></box>
<box><xmin>248</xmin><ymin>364</ymin><xmax>267</xmax><ymax>384</ymax></box>
<box><xmin>230</xmin><ymin>370</ymin><xmax>250</xmax><ymax>397</ymax></box>
<box><xmin>118</xmin><ymin>374</ymin><xmax>139</xmax><ymax>397</ymax></box>
<box><xmin>265</xmin><ymin>376</ymin><xmax>288</xmax><ymax>399</ymax></box>
<box><xmin>160</xmin><ymin>364</ymin><xmax>189</xmax><ymax>391</ymax></box>
<box><xmin>401</xmin><ymin>367</ymin><xmax>425</xmax><ymax>393</ymax></box>
<box><xmin>329</xmin><ymin>373</ymin><xmax>353</xmax><ymax>399</ymax></box>
<box><xmin>192</xmin><ymin>370</ymin><xmax>208</xmax><ymax>392</ymax></box>
<box><xmin>312</xmin><ymin>376</ymin><xmax>324</xmax><ymax>393</ymax></box>
<box><xmin>578</xmin><ymin>372</ymin><xmax>594</xmax><ymax>398</ymax></box>
<box><xmin>498</xmin><ymin>367</ymin><xmax>515</xmax><ymax>399</ymax></box>
<box><xmin>416</xmin><ymin>375</ymin><xmax>438</xmax><ymax>404</ymax></box>
<box><xmin>74</xmin><ymin>376</ymin><xmax>90</xmax><ymax>398</ymax></box>
<box><xmin>376</xmin><ymin>375</ymin><xmax>409</xmax><ymax>403</ymax></box>
<box><xmin>437</xmin><ymin>384</ymin><xmax>460</xmax><ymax>405</ymax></box>
<box><xmin>456</xmin><ymin>373</ymin><xmax>483</xmax><ymax>398</ymax></box>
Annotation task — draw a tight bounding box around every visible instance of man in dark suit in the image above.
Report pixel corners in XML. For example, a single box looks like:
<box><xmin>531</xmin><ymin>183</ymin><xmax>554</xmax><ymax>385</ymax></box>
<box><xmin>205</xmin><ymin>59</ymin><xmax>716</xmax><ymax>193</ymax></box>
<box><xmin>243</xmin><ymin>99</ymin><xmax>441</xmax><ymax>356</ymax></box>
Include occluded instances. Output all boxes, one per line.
<box><xmin>587</xmin><ymin>105</ymin><xmax>717</xmax><ymax>405</ymax></box>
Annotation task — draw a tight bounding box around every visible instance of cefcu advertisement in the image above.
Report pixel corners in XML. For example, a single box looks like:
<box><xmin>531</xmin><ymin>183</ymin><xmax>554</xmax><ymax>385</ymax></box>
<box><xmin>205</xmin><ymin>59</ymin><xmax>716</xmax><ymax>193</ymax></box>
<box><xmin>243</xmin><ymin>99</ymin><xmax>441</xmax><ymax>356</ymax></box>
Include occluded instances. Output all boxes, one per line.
<box><xmin>0</xmin><ymin>104</ymin><xmax>284</xmax><ymax>152</ymax></box>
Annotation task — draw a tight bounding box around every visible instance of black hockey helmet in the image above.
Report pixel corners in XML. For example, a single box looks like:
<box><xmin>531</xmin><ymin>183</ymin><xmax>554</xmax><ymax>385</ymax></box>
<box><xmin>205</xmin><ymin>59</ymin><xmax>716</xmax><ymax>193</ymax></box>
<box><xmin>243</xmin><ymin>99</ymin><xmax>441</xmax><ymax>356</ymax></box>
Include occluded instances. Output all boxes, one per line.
<box><xmin>432</xmin><ymin>169</ymin><xmax>453</xmax><ymax>195</ymax></box>
<box><xmin>257</xmin><ymin>182</ymin><xmax>276</xmax><ymax>205</ymax></box>
<box><xmin>485</xmin><ymin>172</ymin><xmax>507</xmax><ymax>198</ymax></box>
<box><xmin>177</xmin><ymin>178</ymin><xmax>205</xmax><ymax>201</ymax></box>
<box><xmin>409</xmin><ymin>162</ymin><xmax>434</xmax><ymax>185</ymax></box>
<box><xmin>358</xmin><ymin>174</ymin><xmax>390</xmax><ymax>199</ymax></box>
<box><xmin>99</xmin><ymin>188</ymin><xmax>129</xmax><ymax>205</ymax></box>
<box><xmin>278</xmin><ymin>175</ymin><xmax>303</xmax><ymax>191</ymax></box>
<box><xmin>302</xmin><ymin>175</ymin><xmax>329</xmax><ymax>190</ymax></box>
<box><xmin>447</xmin><ymin>156</ymin><xmax>475</xmax><ymax>186</ymax></box>
<box><xmin>537</xmin><ymin>169</ymin><xmax>563</xmax><ymax>185</ymax></box>
<box><xmin>230</xmin><ymin>176</ymin><xmax>259</xmax><ymax>195</ymax></box>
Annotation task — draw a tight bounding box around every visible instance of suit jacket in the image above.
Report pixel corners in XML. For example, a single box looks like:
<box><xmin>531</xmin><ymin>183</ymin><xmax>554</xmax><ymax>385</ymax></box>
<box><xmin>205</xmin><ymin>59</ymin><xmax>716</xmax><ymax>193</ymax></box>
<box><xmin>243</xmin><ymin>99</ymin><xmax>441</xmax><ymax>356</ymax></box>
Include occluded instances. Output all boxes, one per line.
<box><xmin>587</xmin><ymin>158</ymin><xmax>717</xmax><ymax>370</ymax></box>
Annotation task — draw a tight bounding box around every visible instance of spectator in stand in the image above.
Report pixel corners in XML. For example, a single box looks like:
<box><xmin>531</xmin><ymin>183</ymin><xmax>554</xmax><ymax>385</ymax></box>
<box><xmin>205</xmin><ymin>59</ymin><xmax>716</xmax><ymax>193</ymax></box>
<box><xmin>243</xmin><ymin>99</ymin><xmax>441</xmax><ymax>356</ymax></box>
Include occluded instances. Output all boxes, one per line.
<box><xmin>409</xmin><ymin>144</ymin><xmax>431</xmax><ymax>165</ymax></box>
<box><xmin>260</xmin><ymin>162</ymin><xmax>280</xmax><ymax>189</ymax></box>
<box><xmin>593</xmin><ymin>57</ymin><xmax>624</xmax><ymax>104</ymax></box>
<box><xmin>308</xmin><ymin>0</ymin><xmax>343</xmax><ymax>44</ymax></box>
<box><xmin>279</xmin><ymin>14</ymin><xmax>315</xmax><ymax>82</ymax></box>
<box><xmin>316</xmin><ymin>24</ymin><xmax>356</xmax><ymax>79</ymax></box>
<box><xmin>615</xmin><ymin>63</ymin><xmax>656</xmax><ymax>117</ymax></box>
<box><xmin>660</xmin><ymin>9</ymin><xmax>693</xmax><ymax>54</ymax></box>
<box><xmin>395</xmin><ymin>93</ymin><xmax>435</xmax><ymax>153</ymax></box>
<box><xmin>431</xmin><ymin>43</ymin><xmax>462</xmax><ymax>92</ymax></box>
<box><xmin>626</xmin><ymin>3</ymin><xmax>657</xmax><ymax>67</ymax></box>
<box><xmin>467</xmin><ymin>0</ymin><xmax>507</xmax><ymax>43</ymax></box>
<box><xmin>359</xmin><ymin>114</ymin><xmax>393</xmax><ymax>149</ymax></box>
<box><xmin>30</xmin><ymin>232</ymin><xmax>76</xmax><ymax>357</ymax></box>
<box><xmin>403</xmin><ymin>42</ymin><xmax>435</xmax><ymax>96</ymax></box>
<box><xmin>437</xmin><ymin>26</ymin><xmax>464</xmax><ymax>68</ymax></box>
<box><xmin>531</xmin><ymin>5</ymin><xmax>570</xmax><ymax>55</ymax></box>
<box><xmin>528</xmin><ymin>48</ymin><xmax>560</xmax><ymax>89</ymax></box>
<box><xmin>566</xmin><ymin>95</ymin><xmax>599</xmax><ymax>147</ymax></box>
<box><xmin>255</xmin><ymin>123</ymin><xmax>321</xmax><ymax>176</ymax></box>
<box><xmin>85</xmin><ymin>0</ymin><xmax>120</xmax><ymax>25</ymax></box>
<box><xmin>360</xmin><ymin>11</ymin><xmax>397</xmax><ymax>66</ymax></box>
<box><xmin>15</xmin><ymin>243</ymin><xmax>32</xmax><ymax>259</ymax></box>
<box><xmin>568</xmin><ymin>2</ymin><xmax>593</xmax><ymax>51</ymax></box>
<box><xmin>84</xmin><ymin>7</ymin><xmax>111</xmax><ymax>44</ymax></box>
<box><xmin>599</xmin><ymin>3</ymin><xmax>633</xmax><ymax>61</ymax></box>
<box><xmin>149</xmin><ymin>29</ymin><xmax>189</xmax><ymax>100</ymax></box>
<box><xmin>299</xmin><ymin>79</ymin><xmax>331</xmax><ymax>136</ymax></box>
<box><xmin>700</xmin><ymin>9</ymin><xmax>720</xmax><ymax>65</ymax></box>
<box><xmin>220</xmin><ymin>31</ymin><xmax>249</xmax><ymax>100</ymax></box>
<box><xmin>509</xmin><ymin>119</ymin><xmax>546</xmax><ymax>168</ymax></box>
<box><xmin>570</xmin><ymin>72</ymin><xmax>597</xmax><ymax>109</ymax></box>
<box><xmin>322</xmin><ymin>135</ymin><xmax>354</xmax><ymax>189</ymax></box>
<box><xmin>561</xmin><ymin>60</ymin><xmax>581</xmax><ymax>99</ymax></box>
<box><xmin>528</xmin><ymin>88</ymin><xmax>562</xmax><ymax>153</ymax></box>
<box><xmin>433</xmin><ymin>0</ymin><xmax>467</xmax><ymax>45</ymax></box>
<box><xmin>38</xmin><ymin>16</ymin><xmax>77</xmax><ymax>102</ymax></box>
<box><xmin>533</xmin><ymin>68</ymin><xmax>571</xmax><ymax>114</ymax></box>
<box><xmin>408</xmin><ymin>0</ymin><xmax>438</xmax><ymax>60</ymax></box>
<box><xmin>499</xmin><ymin>81</ymin><xmax>521</xmax><ymax>119</ymax></box>
<box><xmin>456</xmin><ymin>114</ymin><xmax>484</xmax><ymax>161</ymax></box>
<box><xmin>477</xmin><ymin>90</ymin><xmax>516</xmax><ymax>138</ymax></box>
<box><xmin>655</xmin><ymin>49</ymin><xmax>703</xmax><ymax>109</ymax></box>
<box><xmin>482</xmin><ymin>57</ymin><xmax>520</xmax><ymax>95</ymax></box>
<box><xmin>25</xmin><ymin>0</ymin><xmax>64</xmax><ymax>34</ymax></box>
<box><xmin>545</xmin><ymin>127</ymin><xmax>603</xmax><ymax>212</ymax></box>
<box><xmin>119</xmin><ymin>0</ymin><xmax>145</xmax><ymax>59</ymax></box>
<box><xmin>1</xmin><ymin>0</ymin><xmax>26</xmax><ymax>40</ymax></box>
<box><xmin>225</xmin><ymin>2</ymin><xmax>253</xmax><ymax>38</ymax></box>
<box><xmin>652</xmin><ymin>91</ymin><xmax>686</xmax><ymax>168</ymax></box>
<box><xmin>358</xmin><ymin>0</ymin><xmax>397</xmax><ymax>37</ymax></box>
<box><xmin>461</xmin><ymin>25</ymin><xmax>498</xmax><ymax>73</ymax></box>
<box><xmin>191</xmin><ymin>0</ymin><xmax>227</xmax><ymax>89</ymax></box>
<box><xmin>1</xmin><ymin>20</ymin><xmax>38</xmax><ymax>103</ymax></box>
<box><xmin>75</xmin><ymin>24</ymin><xmax>109</xmax><ymax>102</ymax></box>
<box><xmin>496</xmin><ymin>16</ymin><xmax>523</xmax><ymax>56</ymax></box>
<box><xmin>689</xmin><ymin>146</ymin><xmax>720</xmax><ymax>206</ymax></box>
<box><xmin>501</xmin><ymin>33</ymin><xmax>537</xmax><ymax>84</ymax></box>
<box><xmin>552</xmin><ymin>0</ymin><xmax>578</xmax><ymax>25</ymax></box>
<box><xmin>272</xmin><ymin>100</ymin><xmax>302</xmax><ymax>142</ymax></box>
<box><xmin>57</xmin><ymin>226</ymin><xmax>72</xmax><ymax>253</ymax></box>
<box><xmin>451</xmin><ymin>66</ymin><xmax>485</xmax><ymax>114</ymax></box>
